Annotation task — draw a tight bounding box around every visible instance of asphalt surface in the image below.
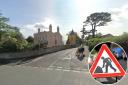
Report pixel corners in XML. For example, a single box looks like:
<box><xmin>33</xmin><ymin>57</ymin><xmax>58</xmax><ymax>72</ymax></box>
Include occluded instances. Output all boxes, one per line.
<box><xmin>17</xmin><ymin>47</ymin><xmax>89</xmax><ymax>71</ymax></box>
<box><xmin>0</xmin><ymin>47</ymin><xmax>128</xmax><ymax>85</ymax></box>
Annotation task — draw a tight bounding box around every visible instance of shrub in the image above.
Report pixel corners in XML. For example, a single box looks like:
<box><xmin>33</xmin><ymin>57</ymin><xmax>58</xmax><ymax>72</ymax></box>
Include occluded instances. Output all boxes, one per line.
<box><xmin>0</xmin><ymin>38</ymin><xmax>17</xmax><ymax>52</ymax></box>
<box><xmin>86</xmin><ymin>33</ymin><xmax>128</xmax><ymax>52</ymax></box>
<box><xmin>0</xmin><ymin>37</ymin><xmax>28</xmax><ymax>53</ymax></box>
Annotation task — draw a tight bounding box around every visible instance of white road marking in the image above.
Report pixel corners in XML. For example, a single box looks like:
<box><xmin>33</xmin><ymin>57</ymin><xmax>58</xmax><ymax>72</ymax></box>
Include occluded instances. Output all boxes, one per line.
<box><xmin>72</xmin><ymin>70</ymin><xmax>81</xmax><ymax>73</ymax></box>
<box><xmin>57</xmin><ymin>66</ymin><xmax>63</xmax><ymax>69</ymax></box>
<box><xmin>63</xmin><ymin>69</ymin><xmax>70</xmax><ymax>72</ymax></box>
<box><xmin>4</xmin><ymin>65</ymin><xmax>89</xmax><ymax>74</ymax></box>
<box><xmin>63</xmin><ymin>57</ymin><xmax>72</xmax><ymax>60</ymax></box>
<box><xmin>49</xmin><ymin>65</ymin><xmax>56</xmax><ymax>68</ymax></box>
<box><xmin>47</xmin><ymin>68</ymin><xmax>53</xmax><ymax>70</ymax></box>
<box><xmin>48</xmin><ymin>49</ymin><xmax>75</xmax><ymax>68</ymax></box>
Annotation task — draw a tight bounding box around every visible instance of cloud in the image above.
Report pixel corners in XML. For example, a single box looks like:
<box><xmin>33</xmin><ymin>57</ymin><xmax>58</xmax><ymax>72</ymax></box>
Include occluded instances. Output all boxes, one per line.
<box><xmin>98</xmin><ymin>4</ymin><xmax>128</xmax><ymax>36</ymax></box>
<box><xmin>111</xmin><ymin>4</ymin><xmax>128</xmax><ymax>21</ymax></box>
<box><xmin>20</xmin><ymin>17</ymin><xmax>58</xmax><ymax>38</ymax></box>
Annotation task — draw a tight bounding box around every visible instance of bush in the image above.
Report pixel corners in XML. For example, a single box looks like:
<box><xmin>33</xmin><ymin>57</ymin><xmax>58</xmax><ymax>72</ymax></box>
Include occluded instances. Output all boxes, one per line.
<box><xmin>0</xmin><ymin>37</ymin><xmax>28</xmax><ymax>53</ymax></box>
<box><xmin>86</xmin><ymin>38</ymin><xmax>102</xmax><ymax>51</ymax></box>
<box><xmin>86</xmin><ymin>33</ymin><xmax>128</xmax><ymax>52</ymax></box>
<box><xmin>115</xmin><ymin>33</ymin><xmax>128</xmax><ymax>53</ymax></box>
<box><xmin>16</xmin><ymin>40</ymin><xmax>28</xmax><ymax>51</ymax></box>
<box><xmin>0</xmin><ymin>38</ymin><xmax>17</xmax><ymax>52</ymax></box>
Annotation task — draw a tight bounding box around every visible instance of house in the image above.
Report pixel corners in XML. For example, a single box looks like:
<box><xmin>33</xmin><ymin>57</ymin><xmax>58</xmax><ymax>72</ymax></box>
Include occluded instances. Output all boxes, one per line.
<box><xmin>102</xmin><ymin>34</ymin><xmax>113</xmax><ymax>38</ymax></box>
<box><xmin>34</xmin><ymin>24</ymin><xmax>63</xmax><ymax>47</ymax></box>
<box><xmin>66</xmin><ymin>30</ymin><xmax>81</xmax><ymax>45</ymax></box>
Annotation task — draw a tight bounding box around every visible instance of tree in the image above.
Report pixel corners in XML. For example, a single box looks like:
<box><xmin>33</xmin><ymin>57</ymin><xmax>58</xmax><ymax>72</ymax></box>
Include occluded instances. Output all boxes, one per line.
<box><xmin>84</xmin><ymin>12</ymin><xmax>111</xmax><ymax>37</ymax></box>
<box><xmin>76</xmin><ymin>34</ymin><xmax>82</xmax><ymax>45</ymax></box>
<box><xmin>0</xmin><ymin>12</ymin><xmax>28</xmax><ymax>52</ymax></box>
<box><xmin>0</xmin><ymin>13</ymin><xmax>9</xmax><ymax>30</ymax></box>
<box><xmin>0</xmin><ymin>13</ymin><xmax>9</xmax><ymax>40</ymax></box>
<box><xmin>26</xmin><ymin>36</ymin><xmax>34</xmax><ymax>43</ymax></box>
<box><xmin>0</xmin><ymin>37</ymin><xmax>17</xmax><ymax>52</ymax></box>
<box><xmin>95</xmin><ymin>33</ymin><xmax>102</xmax><ymax>38</ymax></box>
<box><xmin>0</xmin><ymin>13</ymin><xmax>23</xmax><ymax>41</ymax></box>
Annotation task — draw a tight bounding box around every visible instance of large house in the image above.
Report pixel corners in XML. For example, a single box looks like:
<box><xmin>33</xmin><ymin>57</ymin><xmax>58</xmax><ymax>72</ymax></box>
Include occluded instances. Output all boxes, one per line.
<box><xmin>66</xmin><ymin>30</ymin><xmax>81</xmax><ymax>45</ymax></box>
<box><xmin>34</xmin><ymin>24</ymin><xmax>63</xmax><ymax>47</ymax></box>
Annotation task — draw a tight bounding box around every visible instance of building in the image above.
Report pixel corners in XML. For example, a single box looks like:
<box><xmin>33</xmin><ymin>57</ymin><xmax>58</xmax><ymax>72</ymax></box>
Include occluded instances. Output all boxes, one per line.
<box><xmin>66</xmin><ymin>30</ymin><xmax>81</xmax><ymax>45</ymax></box>
<box><xmin>34</xmin><ymin>24</ymin><xmax>63</xmax><ymax>47</ymax></box>
<box><xmin>102</xmin><ymin>34</ymin><xmax>113</xmax><ymax>38</ymax></box>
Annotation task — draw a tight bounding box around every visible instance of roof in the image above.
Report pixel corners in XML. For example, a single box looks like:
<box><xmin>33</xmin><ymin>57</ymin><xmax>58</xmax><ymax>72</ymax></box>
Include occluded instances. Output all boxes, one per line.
<box><xmin>69</xmin><ymin>30</ymin><xmax>77</xmax><ymax>35</ymax></box>
<box><xmin>102</xmin><ymin>34</ymin><xmax>113</xmax><ymax>38</ymax></box>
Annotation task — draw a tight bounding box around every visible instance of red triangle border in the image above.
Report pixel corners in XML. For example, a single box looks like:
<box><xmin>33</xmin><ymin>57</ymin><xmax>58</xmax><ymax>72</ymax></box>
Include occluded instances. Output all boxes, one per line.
<box><xmin>89</xmin><ymin>44</ymin><xmax>126</xmax><ymax>78</ymax></box>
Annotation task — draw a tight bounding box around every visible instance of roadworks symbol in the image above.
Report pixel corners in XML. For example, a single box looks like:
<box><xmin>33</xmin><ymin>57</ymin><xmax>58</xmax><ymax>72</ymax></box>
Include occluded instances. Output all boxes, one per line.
<box><xmin>89</xmin><ymin>44</ymin><xmax>125</xmax><ymax>78</ymax></box>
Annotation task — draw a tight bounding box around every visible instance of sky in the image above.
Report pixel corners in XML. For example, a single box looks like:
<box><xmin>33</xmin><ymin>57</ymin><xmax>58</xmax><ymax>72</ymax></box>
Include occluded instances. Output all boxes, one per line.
<box><xmin>0</xmin><ymin>0</ymin><xmax>128</xmax><ymax>41</ymax></box>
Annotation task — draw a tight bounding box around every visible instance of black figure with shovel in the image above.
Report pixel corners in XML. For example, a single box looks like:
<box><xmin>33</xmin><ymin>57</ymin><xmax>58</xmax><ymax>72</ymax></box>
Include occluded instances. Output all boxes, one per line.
<box><xmin>101</xmin><ymin>57</ymin><xmax>116</xmax><ymax>73</ymax></box>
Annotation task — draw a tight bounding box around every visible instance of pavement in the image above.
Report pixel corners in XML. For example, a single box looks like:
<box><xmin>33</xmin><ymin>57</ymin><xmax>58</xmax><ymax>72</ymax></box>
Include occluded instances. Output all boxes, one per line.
<box><xmin>0</xmin><ymin>47</ymin><xmax>128</xmax><ymax>85</ymax></box>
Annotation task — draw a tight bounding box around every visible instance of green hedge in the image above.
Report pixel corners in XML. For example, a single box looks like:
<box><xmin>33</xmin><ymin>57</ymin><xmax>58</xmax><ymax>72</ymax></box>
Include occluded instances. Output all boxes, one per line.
<box><xmin>86</xmin><ymin>33</ymin><xmax>128</xmax><ymax>52</ymax></box>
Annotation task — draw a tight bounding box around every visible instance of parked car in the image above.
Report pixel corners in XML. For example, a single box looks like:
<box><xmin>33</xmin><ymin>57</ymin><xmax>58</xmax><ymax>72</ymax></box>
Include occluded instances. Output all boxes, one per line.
<box><xmin>111</xmin><ymin>47</ymin><xmax>127</xmax><ymax>60</ymax></box>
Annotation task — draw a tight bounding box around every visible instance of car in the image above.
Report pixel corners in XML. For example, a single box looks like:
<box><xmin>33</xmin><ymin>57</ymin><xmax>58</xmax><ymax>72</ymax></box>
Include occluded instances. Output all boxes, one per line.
<box><xmin>111</xmin><ymin>47</ymin><xmax>127</xmax><ymax>60</ymax></box>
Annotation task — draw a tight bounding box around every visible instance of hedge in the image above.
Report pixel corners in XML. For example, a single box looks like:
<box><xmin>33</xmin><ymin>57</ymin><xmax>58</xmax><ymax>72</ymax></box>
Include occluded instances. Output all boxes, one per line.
<box><xmin>86</xmin><ymin>33</ymin><xmax>128</xmax><ymax>53</ymax></box>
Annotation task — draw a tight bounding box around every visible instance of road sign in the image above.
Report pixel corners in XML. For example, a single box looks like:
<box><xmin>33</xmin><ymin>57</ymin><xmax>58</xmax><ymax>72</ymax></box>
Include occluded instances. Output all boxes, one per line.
<box><xmin>89</xmin><ymin>44</ymin><xmax>125</xmax><ymax>78</ymax></box>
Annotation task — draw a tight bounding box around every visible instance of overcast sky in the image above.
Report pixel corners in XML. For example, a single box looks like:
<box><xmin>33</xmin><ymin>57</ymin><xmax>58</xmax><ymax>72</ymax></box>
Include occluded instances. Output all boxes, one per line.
<box><xmin>0</xmin><ymin>0</ymin><xmax>128</xmax><ymax>41</ymax></box>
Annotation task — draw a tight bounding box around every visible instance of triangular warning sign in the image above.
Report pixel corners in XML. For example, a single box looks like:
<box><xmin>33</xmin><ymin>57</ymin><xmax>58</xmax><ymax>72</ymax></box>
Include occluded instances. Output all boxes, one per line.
<box><xmin>89</xmin><ymin>44</ymin><xmax>125</xmax><ymax>78</ymax></box>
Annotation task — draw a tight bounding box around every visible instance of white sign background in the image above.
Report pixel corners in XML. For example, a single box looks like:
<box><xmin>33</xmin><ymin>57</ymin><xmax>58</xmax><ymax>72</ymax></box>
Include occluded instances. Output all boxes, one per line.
<box><xmin>94</xmin><ymin>50</ymin><xmax>120</xmax><ymax>73</ymax></box>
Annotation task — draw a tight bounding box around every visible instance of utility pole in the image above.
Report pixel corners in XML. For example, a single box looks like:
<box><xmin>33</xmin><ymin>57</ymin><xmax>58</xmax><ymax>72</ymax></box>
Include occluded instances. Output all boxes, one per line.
<box><xmin>81</xmin><ymin>24</ymin><xmax>91</xmax><ymax>41</ymax></box>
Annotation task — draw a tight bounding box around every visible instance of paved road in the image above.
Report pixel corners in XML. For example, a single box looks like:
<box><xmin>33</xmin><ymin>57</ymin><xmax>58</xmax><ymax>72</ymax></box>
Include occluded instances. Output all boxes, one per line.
<box><xmin>21</xmin><ymin>47</ymin><xmax>89</xmax><ymax>71</ymax></box>
<box><xmin>0</xmin><ymin>47</ymin><xmax>128</xmax><ymax>85</ymax></box>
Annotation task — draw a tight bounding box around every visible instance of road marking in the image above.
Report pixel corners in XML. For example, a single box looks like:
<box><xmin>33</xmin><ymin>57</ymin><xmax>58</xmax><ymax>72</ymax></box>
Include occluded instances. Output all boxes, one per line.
<box><xmin>63</xmin><ymin>69</ymin><xmax>70</xmax><ymax>72</ymax></box>
<box><xmin>3</xmin><ymin>65</ymin><xmax>89</xmax><ymax>74</ymax></box>
<box><xmin>46</xmin><ymin>67</ymin><xmax>89</xmax><ymax>73</ymax></box>
<box><xmin>72</xmin><ymin>70</ymin><xmax>81</xmax><ymax>73</ymax></box>
<box><xmin>63</xmin><ymin>57</ymin><xmax>72</xmax><ymax>60</ymax></box>
<box><xmin>4</xmin><ymin>48</ymin><xmax>90</xmax><ymax>74</ymax></box>
<box><xmin>47</xmin><ymin>68</ymin><xmax>53</xmax><ymax>70</ymax></box>
<box><xmin>57</xmin><ymin>66</ymin><xmax>63</xmax><ymax>69</ymax></box>
<box><xmin>48</xmin><ymin>49</ymin><xmax>75</xmax><ymax>68</ymax></box>
<box><xmin>49</xmin><ymin>65</ymin><xmax>56</xmax><ymax>68</ymax></box>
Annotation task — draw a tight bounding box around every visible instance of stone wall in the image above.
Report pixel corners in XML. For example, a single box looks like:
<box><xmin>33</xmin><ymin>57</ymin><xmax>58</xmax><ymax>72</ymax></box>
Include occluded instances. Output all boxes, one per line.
<box><xmin>0</xmin><ymin>45</ymin><xmax>74</xmax><ymax>60</ymax></box>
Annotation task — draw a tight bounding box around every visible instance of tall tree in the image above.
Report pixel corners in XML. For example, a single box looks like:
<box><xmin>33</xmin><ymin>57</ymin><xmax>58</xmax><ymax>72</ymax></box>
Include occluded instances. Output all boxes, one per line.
<box><xmin>0</xmin><ymin>13</ymin><xmax>24</xmax><ymax>40</ymax></box>
<box><xmin>0</xmin><ymin>13</ymin><xmax>9</xmax><ymax>30</ymax></box>
<box><xmin>0</xmin><ymin>12</ymin><xmax>28</xmax><ymax>52</ymax></box>
<box><xmin>84</xmin><ymin>12</ymin><xmax>111</xmax><ymax>37</ymax></box>
<box><xmin>26</xmin><ymin>36</ymin><xmax>34</xmax><ymax>43</ymax></box>
<box><xmin>0</xmin><ymin>13</ymin><xmax>9</xmax><ymax>40</ymax></box>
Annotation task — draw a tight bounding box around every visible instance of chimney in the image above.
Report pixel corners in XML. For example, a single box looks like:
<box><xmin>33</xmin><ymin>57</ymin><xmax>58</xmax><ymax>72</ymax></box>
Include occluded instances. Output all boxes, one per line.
<box><xmin>57</xmin><ymin>26</ymin><xmax>59</xmax><ymax>33</ymax></box>
<box><xmin>38</xmin><ymin>28</ymin><xmax>40</xmax><ymax>33</ymax></box>
<box><xmin>49</xmin><ymin>24</ymin><xmax>52</xmax><ymax>32</ymax></box>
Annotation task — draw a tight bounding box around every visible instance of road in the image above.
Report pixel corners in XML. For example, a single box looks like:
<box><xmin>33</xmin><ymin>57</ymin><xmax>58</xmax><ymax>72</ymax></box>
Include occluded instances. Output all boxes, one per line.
<box><xmin>20</xmin><ymin>47</ymin><xmax>89</xmax><ymax>71</ymax></box>
<box><xmin>0</xmin><ymin>47</ymin><xmax>128</xmax><ymax>85</ymax></box>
